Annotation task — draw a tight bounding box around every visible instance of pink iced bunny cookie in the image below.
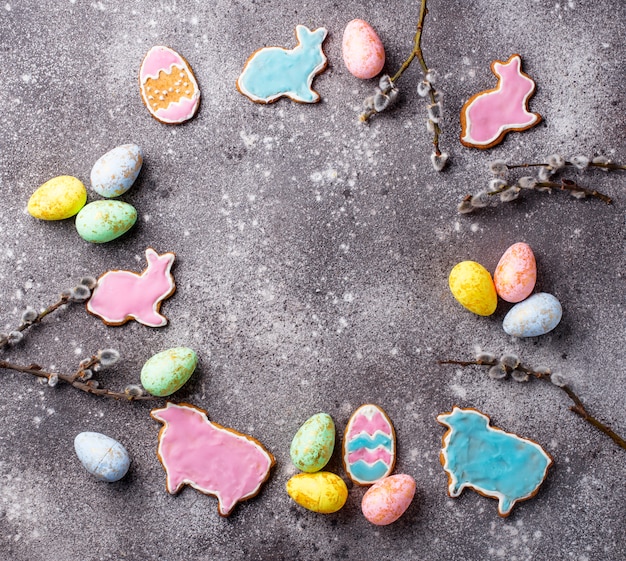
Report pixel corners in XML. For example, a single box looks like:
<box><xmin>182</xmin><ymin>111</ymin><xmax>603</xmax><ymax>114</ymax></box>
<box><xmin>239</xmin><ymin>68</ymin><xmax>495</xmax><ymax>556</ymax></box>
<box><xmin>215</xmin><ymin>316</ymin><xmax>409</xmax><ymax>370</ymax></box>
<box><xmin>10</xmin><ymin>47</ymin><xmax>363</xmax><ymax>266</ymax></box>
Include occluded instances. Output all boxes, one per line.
<box><xmin>87</xmin><ymin>248</ymin><xmax>175</xmax><ymax>327</ymax></box>
<box><xmin>460</xmin><ymin>54</ymin><xmax>541</xmax><ymax>149</ymax></box>
<box><xmin>151</xmin><ymin>402</ymin><xmax>275</xmax><ymax>517</ymax></box>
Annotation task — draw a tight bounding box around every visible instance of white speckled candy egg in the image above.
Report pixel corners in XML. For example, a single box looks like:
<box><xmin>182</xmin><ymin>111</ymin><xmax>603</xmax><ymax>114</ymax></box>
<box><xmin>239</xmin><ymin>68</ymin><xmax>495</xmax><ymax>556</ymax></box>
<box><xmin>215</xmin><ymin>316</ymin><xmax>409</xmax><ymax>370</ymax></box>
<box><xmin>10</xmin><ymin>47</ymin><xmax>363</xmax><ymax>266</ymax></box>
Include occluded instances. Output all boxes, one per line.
<box><xmin>361</xmin><ymin>474</ymin><xmax>416</xmax><ymax>525</ymax></box>
<box><xmin>90</xmin><ymin>144</ymin><xmax>143</xmax><ymax>198</ymax></box>
<box><xmin>74</xmin><ymin>432</ymin><xmax>130</xmax><ymax>482</ymax></box>
<box><xmin>342</xmin><ymin>19</ymin><xmax>385</xmax><ymax>79</ymax></box>
<box><xmin>503</xmin><ymin>292</ymin><xmax>562</xmax><ymax>337</ymax></box>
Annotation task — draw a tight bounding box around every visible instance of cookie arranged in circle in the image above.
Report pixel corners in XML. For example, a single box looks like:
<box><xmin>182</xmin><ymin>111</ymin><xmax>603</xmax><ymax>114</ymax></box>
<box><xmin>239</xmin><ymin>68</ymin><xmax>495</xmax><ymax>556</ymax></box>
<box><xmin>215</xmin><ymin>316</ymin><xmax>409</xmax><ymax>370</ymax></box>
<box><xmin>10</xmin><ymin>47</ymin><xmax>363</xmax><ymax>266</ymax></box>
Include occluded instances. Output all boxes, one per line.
<box><xmin>139</xmin><ymin>46</ymin><xmax>201</xmax><ymax>124</ymax></box>
<box><xmin>237</xmin><ymin>25</ymin><xmax>328</xmax><ymax>104</ymax></box>
<box><xmin>460</xmin><ymin>54</ymin><xmax>541</xmax><ymax>149</ymax></box>
<box><xmin>151</xmin><ymin>402</ymin><xmax>275</xmax><ymax>517</ymax></box>
<box><xmin>342</xmin><ymin>404</ymin><xmax>396</xmax><ymax>485</ymax></box>
<box><xmin>87</xmin><ymin>248</ymin><xmax>175</xmax><ymax>327</ymax></box>
<box><xmin>437</xmin><ymin>406</ymin><xmax>552</xmax><ymax>517</ymax></box>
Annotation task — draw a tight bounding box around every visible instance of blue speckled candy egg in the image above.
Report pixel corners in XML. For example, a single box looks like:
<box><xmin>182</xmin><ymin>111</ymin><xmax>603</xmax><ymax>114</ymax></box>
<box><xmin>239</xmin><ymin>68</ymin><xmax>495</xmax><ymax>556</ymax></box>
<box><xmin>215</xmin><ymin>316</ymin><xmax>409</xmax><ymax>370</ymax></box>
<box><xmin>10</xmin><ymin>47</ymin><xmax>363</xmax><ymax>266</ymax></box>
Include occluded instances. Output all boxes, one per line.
<box><xmin>90</xmin><ymin>144</ymin><xmax>143</xmax><ymax>198</ymax></box>
<box><xmin>503</xmin><ymin>292</ymin><xmax>562</xmax><ymax>337</ymax></box>
<box><xmin>74</xmin><ymin>432</ymin><xmax>130</xmax><ymax>482</ymax></box>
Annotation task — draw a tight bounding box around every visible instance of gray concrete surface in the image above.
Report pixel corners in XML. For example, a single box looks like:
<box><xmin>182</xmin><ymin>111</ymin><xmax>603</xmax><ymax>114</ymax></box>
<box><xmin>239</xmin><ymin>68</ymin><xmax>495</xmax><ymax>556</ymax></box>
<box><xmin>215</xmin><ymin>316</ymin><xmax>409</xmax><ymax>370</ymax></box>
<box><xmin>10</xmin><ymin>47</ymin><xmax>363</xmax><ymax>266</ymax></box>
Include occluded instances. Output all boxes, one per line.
<box><xmin>0</xmin><ymin>1</ymin><xmax>624</xmax><ymax>559</ymax></box>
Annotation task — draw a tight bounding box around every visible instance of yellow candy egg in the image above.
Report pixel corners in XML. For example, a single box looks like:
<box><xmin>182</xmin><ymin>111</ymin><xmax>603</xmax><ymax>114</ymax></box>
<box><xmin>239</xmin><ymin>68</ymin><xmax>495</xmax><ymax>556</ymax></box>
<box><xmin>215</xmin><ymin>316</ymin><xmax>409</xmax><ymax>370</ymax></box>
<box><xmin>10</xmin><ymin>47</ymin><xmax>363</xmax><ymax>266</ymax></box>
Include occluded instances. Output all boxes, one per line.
<box><xmin>449</xmin><ymin>260</ymin><xmax>497</xmax><ymax>316</ymax></box>
<box><xmin>286</xmin><ymin>472</ymin><xmax>348</xmax><ymax>514</ymax></box>
<box><xmin>28</xmin><ymin>175</ymin><xmax>87</xmax><ymax>220</ymax></box>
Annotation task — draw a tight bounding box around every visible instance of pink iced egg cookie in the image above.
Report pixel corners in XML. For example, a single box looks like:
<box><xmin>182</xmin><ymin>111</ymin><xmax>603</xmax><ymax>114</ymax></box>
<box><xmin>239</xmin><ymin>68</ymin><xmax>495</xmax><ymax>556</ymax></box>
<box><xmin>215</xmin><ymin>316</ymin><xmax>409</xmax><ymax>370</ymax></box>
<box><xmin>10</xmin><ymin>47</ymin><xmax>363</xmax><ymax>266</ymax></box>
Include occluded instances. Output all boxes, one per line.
<box><xmin>460</xmin><ymin>54</ymin><xmax>541</xmax><ymax>149</ymax></box>
<box><xmin>139</xmin><ymin>46</ymin><xmax>201</xmax><ymax>124</ymax></box>
<box><xmin>362</xmin><ymin>474</ymin><xmax>416</xmax><ymax>525</ymax></box>
<box><xmin>494</xmin><ymin>242</ymin><xmax>537</xmax><ymax>303</ymax></box>
<box><xmin>342</xmin><ymin>19</ymin><xmax>385</xmax><ymax>79</ymax></box>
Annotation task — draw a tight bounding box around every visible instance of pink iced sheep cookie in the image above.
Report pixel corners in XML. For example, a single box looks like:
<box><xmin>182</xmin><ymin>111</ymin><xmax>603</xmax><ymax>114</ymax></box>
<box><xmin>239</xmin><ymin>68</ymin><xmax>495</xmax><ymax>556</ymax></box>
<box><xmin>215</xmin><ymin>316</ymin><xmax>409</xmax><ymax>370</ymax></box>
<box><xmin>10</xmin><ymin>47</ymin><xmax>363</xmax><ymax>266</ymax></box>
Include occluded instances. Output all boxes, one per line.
<box><xmin>87</xmin><ymin>248</ymin><xmax>175</xmax><ymax>327</ymax></box>
<box><xmin>151</xmin><ymin>402</ymin><xmax>275</xmax><ymax>517</ymax></box>
<box><xmin>460</xmin><ymin>54</ymin><xmax>541</xmax><ymax>149</ymax></box>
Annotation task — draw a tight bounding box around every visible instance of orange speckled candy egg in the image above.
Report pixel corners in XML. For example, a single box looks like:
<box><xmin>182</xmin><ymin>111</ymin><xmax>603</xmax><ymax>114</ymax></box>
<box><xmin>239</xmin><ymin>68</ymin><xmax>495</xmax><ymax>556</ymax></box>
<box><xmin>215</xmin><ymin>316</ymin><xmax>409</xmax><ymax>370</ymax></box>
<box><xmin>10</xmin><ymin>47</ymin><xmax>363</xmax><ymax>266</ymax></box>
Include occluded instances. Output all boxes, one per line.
<box><xmin>494</xmin><ymin>242</ymin><xmax>537</xmax><ymax>303</ymax></box>
<box><xmin>448</xmin><ymin>261</ymin><xmax>497</xmax><ymax>316</ymax></box>
<box><xmin>342</xmin><ymin>19</ymin><xmax>385</xmax><ymax>79</ymax></box>
<box><xmin>361</xmin><ymin>474</ymin><xmax>416</xmax><ymax>525</ymax></box>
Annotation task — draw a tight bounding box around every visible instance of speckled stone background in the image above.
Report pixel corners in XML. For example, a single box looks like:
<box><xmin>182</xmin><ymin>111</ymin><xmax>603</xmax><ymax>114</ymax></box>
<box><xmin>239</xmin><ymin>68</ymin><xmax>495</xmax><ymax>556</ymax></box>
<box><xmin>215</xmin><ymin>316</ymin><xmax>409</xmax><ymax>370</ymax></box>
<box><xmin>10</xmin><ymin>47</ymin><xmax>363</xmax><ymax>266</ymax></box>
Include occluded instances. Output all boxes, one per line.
<box><xmin>0</xmin><ymin>1</ymin><xmax>624</xmax><ymax>560</ymax></box>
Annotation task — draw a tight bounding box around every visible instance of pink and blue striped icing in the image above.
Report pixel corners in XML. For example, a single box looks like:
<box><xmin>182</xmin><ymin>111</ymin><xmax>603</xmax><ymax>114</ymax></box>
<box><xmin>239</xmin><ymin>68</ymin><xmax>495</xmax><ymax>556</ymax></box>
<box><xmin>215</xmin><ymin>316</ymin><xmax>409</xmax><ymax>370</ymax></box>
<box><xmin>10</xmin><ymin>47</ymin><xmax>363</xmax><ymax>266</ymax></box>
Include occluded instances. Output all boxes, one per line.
<box><xmin>343</xmin><ymin>404</ymin><xmax>395</xmax><ymax>485</ymax></box>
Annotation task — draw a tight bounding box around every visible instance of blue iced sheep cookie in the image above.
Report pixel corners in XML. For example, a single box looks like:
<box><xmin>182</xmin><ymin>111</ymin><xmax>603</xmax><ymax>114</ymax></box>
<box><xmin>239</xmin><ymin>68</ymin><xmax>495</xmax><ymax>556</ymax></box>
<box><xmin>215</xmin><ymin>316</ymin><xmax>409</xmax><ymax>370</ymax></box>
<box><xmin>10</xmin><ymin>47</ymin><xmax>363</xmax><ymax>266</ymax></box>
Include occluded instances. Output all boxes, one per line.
<box><xmin>437</xmin><ymin>407</ymin><xmax>552</xmax><ymax>517</ymax></box>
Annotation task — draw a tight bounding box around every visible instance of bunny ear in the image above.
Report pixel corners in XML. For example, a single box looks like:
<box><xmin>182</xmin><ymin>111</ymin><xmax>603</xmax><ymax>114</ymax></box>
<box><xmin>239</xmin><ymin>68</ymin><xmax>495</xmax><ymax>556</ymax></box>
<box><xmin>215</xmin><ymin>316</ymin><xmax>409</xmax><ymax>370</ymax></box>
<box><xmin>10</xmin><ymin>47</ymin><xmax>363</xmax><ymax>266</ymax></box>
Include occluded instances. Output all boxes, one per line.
<box><xmin>314</xmin><ymin>28</ymin><xmax>327</xmax><ymax>40</ymax></box>
<box><xmin>145</xmin><ymin>247</ymin><xmax>158</xmax><ymax>262</ymax></box>
<box><xmin>494</xmin><ymin>55</ymin><xmax>520</xmax><ymax>77</ymax></box>
<box><xmin>295</xmin><ymin>24</ymin><xmax>309</xmax><ymax>43</ymax></box>
<box><xmin>295</xmin><ymin>25</ymin><xmax>326</xmax><ymax>46</ymax></box>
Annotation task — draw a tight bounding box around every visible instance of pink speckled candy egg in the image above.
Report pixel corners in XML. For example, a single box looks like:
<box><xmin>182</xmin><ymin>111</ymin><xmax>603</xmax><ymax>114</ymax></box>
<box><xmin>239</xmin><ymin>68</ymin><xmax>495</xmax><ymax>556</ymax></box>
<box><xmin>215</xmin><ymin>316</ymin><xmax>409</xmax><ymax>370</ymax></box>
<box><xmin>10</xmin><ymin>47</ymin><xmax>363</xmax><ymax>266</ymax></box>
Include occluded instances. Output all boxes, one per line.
<box><xmin>342</xmin><ymin>19</ymin><xmax>385</xmax><ymax>79</ymax></box>
<box><xmin>361</xmin><ymin>474</ymin><xmax>416</xmax><ymax>525</ymax></box>
<box><xmin>494</xmin><ymin>242</ymin><xmax>537</xmax><ymax>303</ymax></box>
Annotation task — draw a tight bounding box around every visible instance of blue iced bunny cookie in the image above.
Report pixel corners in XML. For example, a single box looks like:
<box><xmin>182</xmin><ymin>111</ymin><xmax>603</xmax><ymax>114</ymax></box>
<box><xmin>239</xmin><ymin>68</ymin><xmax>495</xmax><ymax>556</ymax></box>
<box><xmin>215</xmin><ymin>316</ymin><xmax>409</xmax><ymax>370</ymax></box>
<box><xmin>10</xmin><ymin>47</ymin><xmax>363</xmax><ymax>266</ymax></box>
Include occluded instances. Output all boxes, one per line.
<box><xmin>237</xmin><ymin>25</ymin><xmax>327</xmax><ymax>104</ymax></box>
<box><xmin>437</xmin><ymin>407</ymin><xmax>552</xmax><ymax>517</ymax></box>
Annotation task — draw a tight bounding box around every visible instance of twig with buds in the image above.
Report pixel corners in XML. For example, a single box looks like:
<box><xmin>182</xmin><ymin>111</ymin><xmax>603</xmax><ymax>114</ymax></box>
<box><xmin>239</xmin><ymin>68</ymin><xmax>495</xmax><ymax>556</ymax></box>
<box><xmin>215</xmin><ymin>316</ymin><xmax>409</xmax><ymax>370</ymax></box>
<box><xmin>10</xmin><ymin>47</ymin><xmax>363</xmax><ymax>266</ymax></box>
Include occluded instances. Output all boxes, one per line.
<box><xmin>0</xmin><ymin>278</ymin><xmax>156</xmax><ymax>402</ymax></box>
<box><xmin>359</xmin><ymin>0</ymin><xmax>448</xmax><ymax>171</ymax></box>
<box><xmin>0</xmin><ymin>348</ymin><xmax>155</xmax><ymax>401</ymax></box>
<box><xmin>0</xmin><ymin>277</ymin><xmax>97</xmax><ymax>351</ymax></box>
<box><xmin>458</xmin><ymin>154</ymin><xmax>618</xmax><ymax>213</ymax></box>
<box><xmin>439</xmin><ymin>351</ymin><xmax>626</xmax><ymax>451</ymax></box>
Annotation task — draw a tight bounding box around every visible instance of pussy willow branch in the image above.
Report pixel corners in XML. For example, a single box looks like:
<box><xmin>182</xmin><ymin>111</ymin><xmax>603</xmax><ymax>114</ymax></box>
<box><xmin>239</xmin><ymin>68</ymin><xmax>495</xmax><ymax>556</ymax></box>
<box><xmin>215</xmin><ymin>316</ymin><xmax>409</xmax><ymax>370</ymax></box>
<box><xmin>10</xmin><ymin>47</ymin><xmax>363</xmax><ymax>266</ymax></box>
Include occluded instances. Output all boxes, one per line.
<box><xmin>0</xmin><ymin>359</ymin><xmax>157</xmax><ymax>401</ymax></box>
<box><xmin>390</xmin><ymin>0</ymin><xmax>442</xmax><ymax>155</ymax></box>
<box><xmin>488</xmin><ymin>178</ymin><xmax>613</xmax><ymax>204</ymax></box>
<box><xmin>506</xmin><ymin>161</ymin><xmax>626</xmax><ymax>172</ymax></box>
<box><xmin>439</xmin><ymin>358</ymin><xmax>626</xmax><ymax>451</ymax></box>
<box><xmin>0</xmin><ymin>294</ymin><xmax>71</xmax><ymax>350</ymax></box>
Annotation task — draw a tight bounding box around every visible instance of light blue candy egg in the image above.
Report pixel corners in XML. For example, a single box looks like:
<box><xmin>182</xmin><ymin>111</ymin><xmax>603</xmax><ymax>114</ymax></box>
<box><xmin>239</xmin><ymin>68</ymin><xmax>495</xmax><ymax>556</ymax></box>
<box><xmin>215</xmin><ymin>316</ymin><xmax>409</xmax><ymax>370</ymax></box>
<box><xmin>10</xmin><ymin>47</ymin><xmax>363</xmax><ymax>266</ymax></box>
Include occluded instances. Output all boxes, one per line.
<box><xmin>90</xmin><ymin>144</ymin><xmax>143</xmax><ymax>198</ymax></box>
<box><xmin>503</xmin><ymin>292</ymin><xmax>562</xmax><ymax>337</ymax></box>
<box><xmin>74</xmin><ymin>432</ymin><xmax>130</xmax><ymax>482</ymax></box>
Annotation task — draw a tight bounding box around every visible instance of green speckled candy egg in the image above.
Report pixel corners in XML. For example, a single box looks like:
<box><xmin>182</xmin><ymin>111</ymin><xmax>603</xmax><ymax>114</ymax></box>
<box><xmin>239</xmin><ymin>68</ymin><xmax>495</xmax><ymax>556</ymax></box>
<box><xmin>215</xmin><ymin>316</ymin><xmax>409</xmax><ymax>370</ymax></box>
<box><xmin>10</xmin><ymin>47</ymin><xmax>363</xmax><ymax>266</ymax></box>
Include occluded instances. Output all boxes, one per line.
<box><xmin>140</xmin><ymin>347</ymin><xmax>198</xmax><ymax>397</ymax></box>
<box><xmin>290</xmin><ymin>413</ymin><xmax>335</xmax><ymax>472</ymax></box>
<box><xmin>75</xmin><ymin>200</ymin><xmax>137</xmax><ymax>243</ymax></box>
<box><xmin>28</xmin><ymin>175</ymin><xmax>87</xmax><ymax>220</ymax></box>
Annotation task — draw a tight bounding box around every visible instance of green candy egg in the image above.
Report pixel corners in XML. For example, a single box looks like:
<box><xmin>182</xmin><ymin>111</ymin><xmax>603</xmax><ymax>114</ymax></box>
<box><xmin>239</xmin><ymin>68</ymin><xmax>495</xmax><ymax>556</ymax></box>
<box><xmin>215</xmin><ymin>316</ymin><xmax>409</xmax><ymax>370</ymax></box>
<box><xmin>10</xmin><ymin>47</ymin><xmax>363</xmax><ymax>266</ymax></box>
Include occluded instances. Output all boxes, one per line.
<box><xmin>141</xmin><ymin>347</ymin><xmax>198</xmax><ymax>397</ymax></box>
<box><xmin>75</xmin><ymin>200</ymin><xmax>137</xmax><ymax>243</ymax></box>
<box><xmin>290</xmin><ymin>413</ymin><xmax>335</xmax><ymax>472</ymax></box>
